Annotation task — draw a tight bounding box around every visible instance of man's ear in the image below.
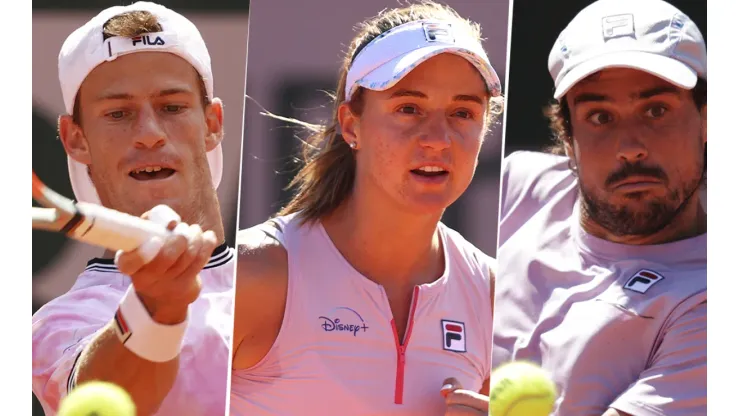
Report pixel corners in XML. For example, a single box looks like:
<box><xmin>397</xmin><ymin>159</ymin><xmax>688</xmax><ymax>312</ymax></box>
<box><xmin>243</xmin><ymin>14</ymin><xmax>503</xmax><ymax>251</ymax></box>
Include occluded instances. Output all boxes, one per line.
<box><xmin>58</xmin><ymin>115</ymin><xmax>92</xmax><ymax>165</ymax></box>
<box><xmin>564</xmin><ymin>138</ymin><xmax>575</xmax><ymax>160</ymax></box>
<box><xmin>204</xmin><ymin>98</ymin><xmax>225</xmax><ymax>151</ymax></box>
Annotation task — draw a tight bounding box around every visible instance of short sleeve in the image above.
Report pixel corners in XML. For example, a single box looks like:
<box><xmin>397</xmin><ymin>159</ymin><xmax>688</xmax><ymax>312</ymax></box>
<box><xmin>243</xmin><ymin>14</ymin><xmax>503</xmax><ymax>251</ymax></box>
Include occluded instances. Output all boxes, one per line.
<box><xmin>610</xmin><ymin>301</ymin><xmax>707</xmax><ymax>416</ymax></box>
<box><xmin>32</xmin><ymin>284</ymin><xmax>125</xmax><ymax>414</ymax></box>
<box><xmin>499</xmin><ymin>151</ymin><xmax>529</xmax><ymax>222</ymax></box>
<box><xmin>497</xmin><ymin>151</ymin><xmax>574</xmax><ymax>245</ymax></box>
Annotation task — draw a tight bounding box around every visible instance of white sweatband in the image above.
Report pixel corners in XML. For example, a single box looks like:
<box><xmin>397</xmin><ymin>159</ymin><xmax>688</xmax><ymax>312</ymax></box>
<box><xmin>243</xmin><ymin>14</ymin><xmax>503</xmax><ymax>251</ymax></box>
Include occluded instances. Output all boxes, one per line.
<box><xmin>113</xmin><ymin>285</ymin><xmax>189</xmax><ymax>363</ymax></box>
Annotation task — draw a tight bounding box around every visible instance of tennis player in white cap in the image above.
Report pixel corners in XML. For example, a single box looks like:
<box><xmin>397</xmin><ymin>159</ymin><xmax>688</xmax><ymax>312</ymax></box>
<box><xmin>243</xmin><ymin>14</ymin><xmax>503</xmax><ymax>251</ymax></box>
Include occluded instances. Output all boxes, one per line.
<box><xmin>230</xmin><ymin>2</ymin><xmax>502</xmax><ymax>415</ymax></box>
<box><xmin>493</xmin><ymin>0</ymin><xmax>706</xmax><ymax>415</ymax></box>
<box><xmin>32</xmin><ymin>2</ymin><xmax>234</xmax><ymax>415</ymax></box>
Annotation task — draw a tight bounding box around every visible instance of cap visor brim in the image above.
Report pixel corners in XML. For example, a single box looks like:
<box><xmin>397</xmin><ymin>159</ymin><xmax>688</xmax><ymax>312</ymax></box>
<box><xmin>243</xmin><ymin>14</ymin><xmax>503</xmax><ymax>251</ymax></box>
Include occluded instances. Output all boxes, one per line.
<box><xmin>554</xmin><ymin>51</ymin><xmax>698</xmax><ymax>99</ymax></box>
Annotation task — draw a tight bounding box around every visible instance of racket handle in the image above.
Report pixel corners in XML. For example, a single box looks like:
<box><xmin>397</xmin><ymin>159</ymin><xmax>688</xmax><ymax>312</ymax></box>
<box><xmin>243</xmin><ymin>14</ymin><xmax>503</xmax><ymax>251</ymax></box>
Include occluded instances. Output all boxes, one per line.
<box><xmin>70</xmin><ymin>202</ymin><xmax>172</xmax><ymax>252</ymax></box>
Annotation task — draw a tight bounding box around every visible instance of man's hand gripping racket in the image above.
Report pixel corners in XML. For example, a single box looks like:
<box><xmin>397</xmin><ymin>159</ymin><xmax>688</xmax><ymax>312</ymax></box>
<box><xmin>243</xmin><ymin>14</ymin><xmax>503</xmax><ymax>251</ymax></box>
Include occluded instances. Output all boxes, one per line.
<box><xmin>32</xmin><ymin>171</ymin><xmax>171</xmax><ymax>252</ymax></box>
<box><xmin>33</xmin><ymin>169</ymin><xmax>219</xmax><ymax>327</ymax></box>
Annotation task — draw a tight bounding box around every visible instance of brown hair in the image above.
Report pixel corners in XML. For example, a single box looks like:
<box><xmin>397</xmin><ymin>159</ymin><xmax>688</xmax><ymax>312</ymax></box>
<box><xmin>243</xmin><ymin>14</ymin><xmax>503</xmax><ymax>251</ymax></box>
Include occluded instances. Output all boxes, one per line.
<box><xmin>71</xmin><ymin>10</ymin><xmax>210</xmax><ymax>125</ymax></box>
<box><xmin>276</xmin><ymin>0</ymin><xmax>504</xmax><ymax>224</ymax></box>
<box><xmin>545</xmin><ymin>78</ymin><xmax>707</xmax><ymax>156</ymax></box>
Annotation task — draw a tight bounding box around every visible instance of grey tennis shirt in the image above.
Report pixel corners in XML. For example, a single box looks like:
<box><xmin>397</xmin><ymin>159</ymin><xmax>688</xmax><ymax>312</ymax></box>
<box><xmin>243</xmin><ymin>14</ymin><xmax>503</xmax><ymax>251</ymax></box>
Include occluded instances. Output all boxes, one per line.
<box><xmin>492</xmin><ymin>151</ymin><xmax>706</xmax><ymax>416</ymax></box>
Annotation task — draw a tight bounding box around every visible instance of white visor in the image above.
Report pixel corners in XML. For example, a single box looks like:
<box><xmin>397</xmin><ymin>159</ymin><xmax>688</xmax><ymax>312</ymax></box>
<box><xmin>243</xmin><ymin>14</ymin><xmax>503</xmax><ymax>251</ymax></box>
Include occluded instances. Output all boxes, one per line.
<box><xmin>345</xmin><ymin>20</ymin><xmax>501</xmax><ymax>102</ymax></box>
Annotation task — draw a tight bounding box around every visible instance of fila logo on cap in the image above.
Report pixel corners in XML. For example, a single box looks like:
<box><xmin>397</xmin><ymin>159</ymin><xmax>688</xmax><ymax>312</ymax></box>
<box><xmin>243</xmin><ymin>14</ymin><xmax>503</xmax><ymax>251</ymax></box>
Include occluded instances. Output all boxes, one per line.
<box><xmin>423</xmin><ymin>22</ymin><xmax>455</xmax><ymax>44</ymax></box>
<box><xmin>624</xmin><ymin>269</ymin><xmax>665</xmax><ymax>294</ymax></box>
<box><xmin>602</xmin><ymin>14</ymin><xmax>635</xmax><ymax>41</ymax></box>
<box><xmin>441</xmin><ymin>320</ymin><xmax>466</xmax><ymax>353</ymax></box>
<box><xmin>132</xmin><ymin>35</ymin><xmax>165</xmax><ymax>46</ymax></box>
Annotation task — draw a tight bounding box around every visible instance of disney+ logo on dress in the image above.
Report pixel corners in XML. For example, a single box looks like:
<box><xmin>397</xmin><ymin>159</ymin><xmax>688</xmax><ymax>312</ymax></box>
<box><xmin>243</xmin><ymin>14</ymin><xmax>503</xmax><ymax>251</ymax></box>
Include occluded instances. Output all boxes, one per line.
<box><xmin>319</xmin><ymin>307</ymin><xmax>369</xmax><ymax>337</ymax></box>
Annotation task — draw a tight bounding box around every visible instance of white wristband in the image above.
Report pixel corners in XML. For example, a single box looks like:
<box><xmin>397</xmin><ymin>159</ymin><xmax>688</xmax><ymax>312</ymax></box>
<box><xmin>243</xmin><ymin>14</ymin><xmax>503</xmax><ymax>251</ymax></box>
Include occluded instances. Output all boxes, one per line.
<box><xmin>113</xmin><ymin>285</ymin><xmax>189</xmax><ymax>363</ymax></box>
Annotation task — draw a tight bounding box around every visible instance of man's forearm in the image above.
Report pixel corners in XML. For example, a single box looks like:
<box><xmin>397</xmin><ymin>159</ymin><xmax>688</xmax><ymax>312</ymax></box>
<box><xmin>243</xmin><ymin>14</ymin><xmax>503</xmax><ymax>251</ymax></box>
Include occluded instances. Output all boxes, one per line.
<box><xmin>74</xmin><ymin>321</ymin><xmax>179</xmax><ymax>416</ymax></box>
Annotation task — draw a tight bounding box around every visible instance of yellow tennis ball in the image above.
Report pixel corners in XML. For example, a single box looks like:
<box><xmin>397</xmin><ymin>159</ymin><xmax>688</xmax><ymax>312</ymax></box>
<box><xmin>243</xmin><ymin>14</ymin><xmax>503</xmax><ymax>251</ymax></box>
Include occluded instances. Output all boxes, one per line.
<box><xmin>489</xmin><ymin>361</ymin><xmax>557</xmax><ymax>416</ymax></box>
<box><xmin>58</xmin><ymin>381</ymin><xmax>136</xmax><ymax>416</ymax></box>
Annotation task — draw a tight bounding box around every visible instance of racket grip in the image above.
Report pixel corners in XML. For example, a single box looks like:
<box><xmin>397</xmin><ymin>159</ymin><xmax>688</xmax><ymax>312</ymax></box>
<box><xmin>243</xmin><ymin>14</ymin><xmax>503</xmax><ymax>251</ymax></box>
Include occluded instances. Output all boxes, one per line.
<box><xmin>70</xmin><ymin>202</ymin><xmax>172</xmax><ymax>252</ymax></box>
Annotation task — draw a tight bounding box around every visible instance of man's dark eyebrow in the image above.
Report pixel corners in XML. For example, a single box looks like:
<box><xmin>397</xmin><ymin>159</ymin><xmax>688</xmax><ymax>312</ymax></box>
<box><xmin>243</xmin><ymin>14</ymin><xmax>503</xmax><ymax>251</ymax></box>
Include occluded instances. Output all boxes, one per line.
<box><xmin>95</xmin><ymin>92</ymin><xmax>134</xmax><ymax>101</ymax></box>
<box><xmin>157</xmin><ymin>88</ymin><xmax>194</xmax><ymax>97</ymax></box>
<box><xmin>636</xmin><ymin>86</ymin><xmax>681</xmax><ymax>100</ymax></box>
<box><xmin>573</xmin><ymin>93</ymin><xmax>610</xmax><ymax>106</ymax></box>
<box><xmin>572</xmin><ymin>85</ymin><xmax>682</xmax><ymax>107</ymax></box>
<box><xmin>95</xmin><ymin>88</ymin><xmax>193</xmax><ymax>102</ymax></box>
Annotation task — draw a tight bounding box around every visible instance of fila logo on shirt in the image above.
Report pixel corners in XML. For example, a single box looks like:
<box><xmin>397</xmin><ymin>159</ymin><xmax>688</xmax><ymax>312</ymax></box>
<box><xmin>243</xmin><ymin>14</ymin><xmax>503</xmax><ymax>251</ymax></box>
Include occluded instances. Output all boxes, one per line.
<box><xmin>441</xmin><ymin>320</ymin><xmax>466</xmax><ymax>353</ymax></box>
<box><xmin>624</xmin><ymin>269</ymin><xmax>665</xmax><ymax>294</ymax></box>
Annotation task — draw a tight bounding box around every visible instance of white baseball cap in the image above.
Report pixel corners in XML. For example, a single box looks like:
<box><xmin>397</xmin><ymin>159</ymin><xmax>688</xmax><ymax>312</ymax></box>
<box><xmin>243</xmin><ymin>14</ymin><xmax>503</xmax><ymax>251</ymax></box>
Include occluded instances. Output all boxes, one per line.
<box><xmin>345</xmin><ymin>19</ymin><xmax>501</xmax><ymax>102</ymax></box>
<box><xmin>58</xmin><ymin>1</ymin><xmax>223</xmax><ymax>204</ymax></box>
<box><xmin>549</xmin><ymin>0</ymin><xmax>706</xmax><ymax>100</ymax></box>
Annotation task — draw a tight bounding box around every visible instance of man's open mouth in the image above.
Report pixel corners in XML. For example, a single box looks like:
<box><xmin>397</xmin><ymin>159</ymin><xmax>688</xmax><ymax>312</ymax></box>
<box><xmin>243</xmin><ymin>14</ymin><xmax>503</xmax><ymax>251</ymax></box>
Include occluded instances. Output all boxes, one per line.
<box><xmin>129</xmin><ymin>166</ymin><xmax>176</xmax><ymax>181</ymax></box>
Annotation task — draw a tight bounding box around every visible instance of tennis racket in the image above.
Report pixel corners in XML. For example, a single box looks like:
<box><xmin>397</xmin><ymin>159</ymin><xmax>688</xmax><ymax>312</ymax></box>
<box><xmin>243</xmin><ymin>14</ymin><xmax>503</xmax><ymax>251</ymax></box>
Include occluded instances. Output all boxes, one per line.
<box><xmin>32</xmin><ymin>171</ymin><xmax>171</xmax><ymax>252</ymax></box>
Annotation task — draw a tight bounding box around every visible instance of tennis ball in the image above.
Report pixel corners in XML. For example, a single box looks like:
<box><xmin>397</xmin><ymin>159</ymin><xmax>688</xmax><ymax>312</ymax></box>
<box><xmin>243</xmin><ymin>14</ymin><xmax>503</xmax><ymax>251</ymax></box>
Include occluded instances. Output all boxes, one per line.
<box><xmin>58</xmin><ymin>381</ymin><xmax>136</xmax><ymax>416</ymax></box>
<box><xmin>489</xmin><ymin>361</ymin><xmax>557</xmax><ymax>416</ymax></box>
